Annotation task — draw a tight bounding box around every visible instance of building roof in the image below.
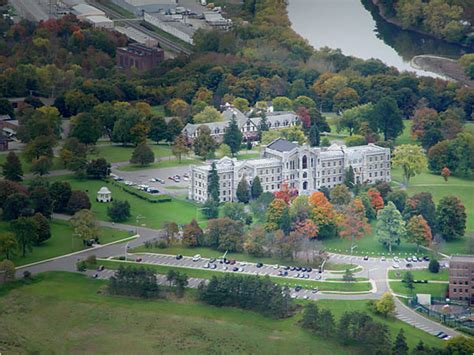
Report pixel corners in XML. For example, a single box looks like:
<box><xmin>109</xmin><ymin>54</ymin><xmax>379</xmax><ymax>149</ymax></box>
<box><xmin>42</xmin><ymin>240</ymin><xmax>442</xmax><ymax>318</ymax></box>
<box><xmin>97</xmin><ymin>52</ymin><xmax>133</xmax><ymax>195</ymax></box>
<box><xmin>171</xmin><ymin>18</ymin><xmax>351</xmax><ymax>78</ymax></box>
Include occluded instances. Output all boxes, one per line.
<box><xmin>266</xmin><ymin>138</ymin><xmax>298</xmax><ymax>152</ymax></box>
<box><xmin>114</xmin><ymin>26</ymin><xmax>159</xmax><ymax>47</ymax></box>
<box><xmin>72</xmin><ymin>4</ymin><xmax>105</xmax><ymax>16</ymax></box>
<box><xmin>222</xmin><ymin>107</ymin><xmax>247</xmax><ymax>122</ymax></box>
<box><xmin>125</xmin><ymin>0</ymin><xmax>176</xmax><ymax>5</ymax></box>
<box><xmin>98</xmin><ymin>187</ymin><xmax>111</xmax><ymax>194</ymax></box>
<box><xmin>451</xmin><ymin>255</ymin><xmax>474</xmax><ymax>263</ymax></box>
<box><xmin>85</xmin><ymin>15</ymin><xmax>113</xmax><ymax>24</ymax></box>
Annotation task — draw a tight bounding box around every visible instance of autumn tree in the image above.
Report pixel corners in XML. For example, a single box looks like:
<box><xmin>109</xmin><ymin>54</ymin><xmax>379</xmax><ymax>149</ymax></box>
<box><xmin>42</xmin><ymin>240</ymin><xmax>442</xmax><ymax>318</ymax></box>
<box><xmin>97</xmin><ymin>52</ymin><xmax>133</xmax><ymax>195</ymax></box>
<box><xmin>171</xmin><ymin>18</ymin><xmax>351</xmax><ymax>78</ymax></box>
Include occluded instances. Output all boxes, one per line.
<box><xmin>182</xmin><ymin>219</ymin><xmax>203</xmax><ymax>247</ymax></box>
<box><xmin>193</xmin><ymin>106</ymin><xmax>222</xmax><ymax>123</ymax></box>
<box><xmin>441</xmin><ymin>167</ymin><xmax>451</xmax><ymax>182</ymax></box>
<box><xmin>70</xmin><ymin>209</ymin><xmax>98</xmax><ymax>242</ymax></box>
<box><xmin>171</xmin><ymin>134</ymin><xmax>190</xmax><ymax>162</ymax></box>
<box><xmin>244</xmin><ymin>225</ymin><xmax>267</xmax><ymax>257</ymax></box>
<box><xmin>392</xmin><ymin>144</ymin><xmax>427</xmax><ymax>187</ymax></box>
<box><xmin>309</xmin><ymin>191</ymin><xmax>338</xmax><ymax>239</ymax></box>
<box><xmin>374</xmin><ymin>292</ymin><xmax>396</xmax><ymax>318</ymax></box>
<box><xmin>0</xmin><ymin>232</ymin><xmax>17</xmax><ymax>259</ymax></box>
<box><xmin>405</xmin><ymin>215</ymin><xmax>432</xmax><ymax>253</ymax></box>
<box><xmin>193</xmin><ymin>126</ymin><xmax>218</xmax><ymax>159</ymax></box>
<box><xmin>377</xmin><ymin>201</ymin><xmax>406</xmax><ymax>253</ymax></box>
<box><xmin>339</xmin><ymin>198</ymin><xmax>371</xmax><ymax>254</ymax></box>
<box><xmin>367</xmin><ymin>188</ymin><xmax>384</xmax><ymax>211</ymax></box>
<box><xmin>265</xmin><ymin>198</ymin><xmax>289</xmax><ymax>232</ymax></box>
<box><xmin>329</xmin><ymin>184</ymin><xmax>351</xmax><ymax>206</ymax></box>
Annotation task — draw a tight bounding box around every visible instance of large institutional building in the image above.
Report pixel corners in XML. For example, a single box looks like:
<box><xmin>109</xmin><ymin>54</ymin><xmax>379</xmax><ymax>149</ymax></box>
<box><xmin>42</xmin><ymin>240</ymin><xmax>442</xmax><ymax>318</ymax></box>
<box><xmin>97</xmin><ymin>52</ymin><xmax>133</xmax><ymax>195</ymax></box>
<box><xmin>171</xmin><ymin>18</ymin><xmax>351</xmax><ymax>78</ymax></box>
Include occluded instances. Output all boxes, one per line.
<box><xmin>182</xmin><ymin>107</ymin><xmax>299</xmax><ymax>143</ymax></box>
<box><xmin>188</xmin><ymin>138</ymin><xmax>391</xmax><ymax>203</ymax></box>
<box><xmin>449</xmin><ymin>255</ymin><xmax>474</xmax><ymax>305</ymax></box>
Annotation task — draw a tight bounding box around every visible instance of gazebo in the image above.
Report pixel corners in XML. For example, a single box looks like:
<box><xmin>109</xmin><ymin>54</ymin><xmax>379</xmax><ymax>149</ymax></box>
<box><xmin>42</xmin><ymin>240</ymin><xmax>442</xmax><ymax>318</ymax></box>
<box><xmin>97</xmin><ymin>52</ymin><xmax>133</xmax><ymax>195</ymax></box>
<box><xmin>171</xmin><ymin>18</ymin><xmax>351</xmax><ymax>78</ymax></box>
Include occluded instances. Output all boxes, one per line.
<box><xmin>97</xmin><ymin>186</ymin><xmax>112</xmax><ymax>202</ymax></box>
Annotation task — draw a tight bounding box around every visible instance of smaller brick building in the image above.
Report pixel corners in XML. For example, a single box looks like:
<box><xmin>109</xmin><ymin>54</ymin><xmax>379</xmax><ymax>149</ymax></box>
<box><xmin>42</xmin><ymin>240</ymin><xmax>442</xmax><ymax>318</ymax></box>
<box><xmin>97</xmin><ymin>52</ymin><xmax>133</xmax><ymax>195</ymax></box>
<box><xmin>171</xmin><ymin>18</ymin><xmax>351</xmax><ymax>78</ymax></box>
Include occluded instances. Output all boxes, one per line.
<box><xmin>116</xmin><ymin>43</ymin><xmax>164</xmax><ymax>72</ymax></box>
<box><xmin>449</xmin><ymin>255</ymin><xmax>474</xmax><ymax>305</ymax></box>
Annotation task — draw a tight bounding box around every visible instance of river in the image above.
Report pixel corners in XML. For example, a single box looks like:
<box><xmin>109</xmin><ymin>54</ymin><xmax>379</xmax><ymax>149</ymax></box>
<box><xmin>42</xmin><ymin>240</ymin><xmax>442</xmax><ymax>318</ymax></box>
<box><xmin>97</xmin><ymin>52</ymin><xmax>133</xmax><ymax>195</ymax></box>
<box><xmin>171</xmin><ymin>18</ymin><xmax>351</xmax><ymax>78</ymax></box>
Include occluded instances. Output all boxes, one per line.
<box><xmin>287</xmin><ymin>0</ymin><xmax>467</xmax><ymax>77</ymax></box>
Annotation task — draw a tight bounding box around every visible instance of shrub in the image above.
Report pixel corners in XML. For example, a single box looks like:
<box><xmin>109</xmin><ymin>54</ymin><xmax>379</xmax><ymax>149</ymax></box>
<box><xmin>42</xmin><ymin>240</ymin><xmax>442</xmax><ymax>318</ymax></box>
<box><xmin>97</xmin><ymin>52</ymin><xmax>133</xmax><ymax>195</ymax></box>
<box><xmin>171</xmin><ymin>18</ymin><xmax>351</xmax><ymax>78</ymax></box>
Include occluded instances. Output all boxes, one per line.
<box><xmin>345</xmin><ymin>135</ymin><xmax>366</xmax><ymax>146</ymax></box>
<box><xmin>429</xmin><ymin>259</ymin><xmax>440</xmax><ymax>273</ymax></box>
<box><xmin>76</xmin><ymin>260</ymin><xmax>87</xmax><ymax>272</ymax></box>
<box><xmin>86</xmin><ymin>255</ymin><xmax>97</xmax><ymax>265</ymax></box>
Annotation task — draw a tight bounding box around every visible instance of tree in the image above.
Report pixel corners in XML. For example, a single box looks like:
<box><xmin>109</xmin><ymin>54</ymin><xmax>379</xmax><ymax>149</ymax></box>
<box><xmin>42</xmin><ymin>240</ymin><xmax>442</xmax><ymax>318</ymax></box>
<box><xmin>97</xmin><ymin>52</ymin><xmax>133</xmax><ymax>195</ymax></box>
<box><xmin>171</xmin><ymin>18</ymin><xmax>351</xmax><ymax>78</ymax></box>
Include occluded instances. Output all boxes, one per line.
<box><xmin>130</xmin><ymin>143</ymin><xmax>155</xmax><ymax>166</ymax></box>
<box><xmin>205</xmin><ymin>218</ymin><xmax>244</xmax><ymax>252</ymax></box>
<box><xmin>193</xmin><ymin>126</ymin><xmax>218</xmax><ymax>159</ymax></box>
<box><xmin>319</xmin><ymin>309</ymin><xmax>335</xmax><ymax>338</ymax></box>
<box><xmin>436</xmin><ymin>196</ymin><xmax>466</xmax><ymax>240</ymax></box>
<box><xmin>342</xmin><ymin>268</ymin><xmax>355</xmax><ymax>282</ymax></box>
<box><xmin>171</xmin><ymin>134</ymin><xmax>189</xmax><ymax>162</ymax></box>
<box><xmin>344</xmin><ymin>166</ymin><xmax>355</xmax><ymax>189</ymax></box>
<box><xmin>207</xmin><ymin>162</ymin><xmax>220</xmax><ymax>202</ymax></box>
<box><xmin>289</xmin><ymin>195</ymin><xmax>311</xmax><ymax>223</ymax></box>
<box><xmin>368</xmin><ymin>188</ymin><xmax>384</xmax><ymax>211</ymax></box>
<box><xmin>339</xmin><ymin>199</ymin><xmax>371</xmax><ymax>253</ymax></box>
<box><xmin>222</xmin><ymin>202</ymin><xmax>247</xmax><ymax>223</ymax></box>
<box><xmin>338</xmin><ymin>104</ymin><xmax>374</xmax><ymax>136</ymax></box>
<box><xmin>441</xmin><ymin>167</ymin><xmax>451</xmax><ymax>182</ymax></box>
<box><xmin>182</xmin><ymin>219</ymin><xmax>203</xmax><ymax>247</ymax></box>
<box><xmin>405</xmin><ymin>215</ymin><xmax>432</xmax><ymax>253</ymax></box>
<box><xmin>0</xmin><ymin>259</ymin><xmax>15</xmax><ymax>283</ymax></box>
<box><xmin>3</xmin><ymin>193</ymin><xmax>30</xmax><ymax>221</ymax></box>
<box><xmin>193</xmin><ymin>106</ymin><xmax>222</xmax><ymax>123</ymax></box>
<box><xmin>70</xmin><ymin>112</ymin><xmax>102</xmax><ymax>145</ymax></box>
<box><xmin>333</xmin><ymin>87</ymin><xmax>359</xmax><ymax>113</ymax></box>
<box><xmin>165</xmin><ymin>117</ymin><xmax>184</xmax><ymax>142</ymax></box>
<box><xmin>2</xmin><ymin>152</ymin><xmax>23</xmax><ymax>181</ymax></box>
<box><xmin>67</xmin><ymin>190</ymin><xmax>91</xmax><ymax>215</ymax></box>
<box><xmin>251</xmin><ymin>176</ymin><xmax>263</xmax><ymax>199</ymax></box>
<box><xmin>387</xmin><ymin>190</ymin><xmax>407</xmax><ymax>212</ymax></box>
<box><xmin>70</xmin><ymin>209</ymin><xmax>98</xmax><ymax>242</ymax></box>
<box><xmin>402</xmin><ymin>271</ymin><xmax>414</xmax><ymax>293</ymax></box>
<box><xmin>107</xmin><ymin>200</ymin><xmax>131</xmax><ymax>222</ymax></box>
<box><xmin>392</xmin><ymin>329</ymin><xmax>409</xmax><ymax>355</ymax></box>
<box><xmin>368</xmin><ymin>97</ymin><xmax>404</xmax><ymax>141</ymax></box>
<box><xmin>202</xmin><ymin>198</ymin><xmax>219</xmax><ymax>219</ymax></box>
<box><xmin>11</xmin><ymin>217</ymin><xmax>37</xmax><ymax>257</ymax></box>
<box><xmin>149</xmin><ymin>116</ymin><xmax>167</xmax><ymax>143</ymax></box>
<box><xmin>244</xmin><ymin>225</ymin><xmax>267</xmax><ymax>257</ymax></box>
<box><xmin>308</xmin><ymin>124</ymin><xmax>320</xmax><ymax>147</ymax></box>
<box><xmin>166</xmin><ymin>270</ymin><xmax>188</xmax><ymax>297</ymax></box>
<box><xmin>329</xmin><ymin>184</ymin><xmax>351</xmax><ymax>206</ymax></box>
<box><xmin>223</xmin><ymin>116</ymin><xmax>242</xmax><ymax>157</ymax></box>
<box><xmin>300</xmin><ymin>302</ymin><xmax>319</xmax><ymax>331</ymax></box>
<box><xmin>445</xmin><ymin>336</ymin><xmax>474</xmax><ymax>355</ymax></box>
<box><xmin>86</xmin><ymin>158</ymin><xmax>110</xmax><ymax>179</ymax></box>
<box><xmin>236</xmin><ymin>176</ymin><xmax>250</xmax><ymax>203</ymax></box>
<box><xmin>403</xmin><ymin>192</ymin><xmax>437</xmax><ymax>232</ymax></box>
<box><xmin>31</xmin><ymin>156</ymin><xmax>52</xmax><ymax>176</ymax></box>
<box><xmin>50</xmin><ymin>181</ymin><xmax>72</xmax><ymax>213</ymax></box>
<box><xmin>32</xmin><ymin>212</ymin><xmax>51</xmax><ymax>245</ymax></box>
<box><xmin>0</xmin><ymin>232</ymin><xmax>17</xmax><ymax>259</ymax></box>
<box><xmin>265</xmin><ymin>198</ymin><xmax>288</xmax><ymax>232</ymax></box>
<box><xmin>392</xmin><ymin>144</ymin><xmax>427</xmax><ymax>187</ymax></box>
<box><xmin>273</xmin><ymin>96</ymin><xmax>293</xmax><ymax>111</ymax></box>
<box><xmin>428</xmin><ymin>259</ymin><xmax>440</xmax><ymax>273</ymax></box>
<box><xmin>375</xmin><ymin>292</ymin><xmax>396</xmax><ymax>318</ymax></box>
<box><xmin>377</xmin><ymin>202</ymin><xmax>406</xmax><ymax>253</ymax></box>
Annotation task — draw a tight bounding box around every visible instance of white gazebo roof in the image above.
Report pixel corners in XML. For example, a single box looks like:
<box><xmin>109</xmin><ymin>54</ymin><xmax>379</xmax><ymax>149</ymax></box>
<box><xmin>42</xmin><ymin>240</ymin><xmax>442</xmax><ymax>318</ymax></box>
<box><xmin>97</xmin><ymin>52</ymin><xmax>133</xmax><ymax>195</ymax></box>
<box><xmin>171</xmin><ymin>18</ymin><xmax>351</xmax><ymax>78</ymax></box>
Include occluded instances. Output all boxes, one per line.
<box><xmin>98</xmin><ymin>187</ymin><xmax>111</xmax><ymax>194</ymax></box>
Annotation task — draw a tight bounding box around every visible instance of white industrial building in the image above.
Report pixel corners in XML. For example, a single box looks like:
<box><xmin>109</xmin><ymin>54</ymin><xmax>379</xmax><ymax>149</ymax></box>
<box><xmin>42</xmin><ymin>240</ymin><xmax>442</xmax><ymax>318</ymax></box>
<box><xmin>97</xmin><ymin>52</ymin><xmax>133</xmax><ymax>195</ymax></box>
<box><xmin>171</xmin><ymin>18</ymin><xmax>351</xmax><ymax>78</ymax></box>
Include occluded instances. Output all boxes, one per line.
<box><xmin>85</xmin><ymin>15</ymin><xmax>114</xmax><ymax>28</ymax></box>
<box><xmin>188</xmin><ymin>139</ymin><xmax>391</xmax><ymax>203</ymax></box>
<box><xmin>111</xmin><ymin>0</ymin><xmax>176</xmax><ymax>15</ymax></box>
<box><xmin>71</xmin><ymin>4</ymin><xmax>105</xmax><ymax>20</ymax></box>
<box><xmin>114</xmin><ymin>26</ymin><xmax>159</xmax><ymax>47</ymax></box>
<box><xmin>143</xmin><ymin>12</ymin><xmax>195</xmax><ymax>44</ymax></box>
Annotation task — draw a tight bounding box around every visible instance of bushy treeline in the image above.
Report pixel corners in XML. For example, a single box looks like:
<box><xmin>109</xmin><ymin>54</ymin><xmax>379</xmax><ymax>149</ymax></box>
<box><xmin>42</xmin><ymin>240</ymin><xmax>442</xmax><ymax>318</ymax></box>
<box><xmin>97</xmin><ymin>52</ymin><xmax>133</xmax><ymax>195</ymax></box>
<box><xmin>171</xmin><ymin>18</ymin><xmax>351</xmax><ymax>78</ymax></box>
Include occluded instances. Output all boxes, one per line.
<box><xmin>108</xmin><ymin>265</ymin><xmax>160</xmax><ymax>299</ymax></box>
<box><xmin>198</xmin><ymin>274</ymin><xmax>293</xmax><ymax>318</ymax></box>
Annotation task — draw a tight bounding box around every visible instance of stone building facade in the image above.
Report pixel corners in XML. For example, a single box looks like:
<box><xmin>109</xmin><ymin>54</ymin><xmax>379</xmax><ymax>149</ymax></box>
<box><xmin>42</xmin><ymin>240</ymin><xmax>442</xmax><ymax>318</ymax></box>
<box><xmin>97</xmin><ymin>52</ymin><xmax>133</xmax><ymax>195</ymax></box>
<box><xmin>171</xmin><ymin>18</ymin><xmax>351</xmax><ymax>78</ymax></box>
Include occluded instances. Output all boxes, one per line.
<box><xmin>188</xmin><ymin>138</ymin><xmax>391</xmax><ymax>203</ymax></box>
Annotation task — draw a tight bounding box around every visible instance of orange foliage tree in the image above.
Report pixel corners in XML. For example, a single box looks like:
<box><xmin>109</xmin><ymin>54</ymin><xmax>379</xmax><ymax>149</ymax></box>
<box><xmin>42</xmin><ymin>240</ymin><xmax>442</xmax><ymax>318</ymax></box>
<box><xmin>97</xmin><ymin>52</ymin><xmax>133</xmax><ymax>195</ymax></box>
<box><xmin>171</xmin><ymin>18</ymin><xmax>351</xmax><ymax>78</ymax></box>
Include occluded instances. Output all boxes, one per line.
<box><xmin>274</xmin><ymin>181</ymin><xmax>298</xmax><ymax>204</ymax></box>
<box><xmin>309</xmin><ymin>191</ymin><xmax>336</xmax><ymax>226</ymax></box>
<box><xmin>295</xmin><ymin>219</ymin><xmax>319</xmax><ymax>239</ymax></box>
<box><xmin>441</xmin><ymin>167</ymin><xmax>451</xmax><ymax>182</ymax></box>
<box><xmin>338</xmin><ymin>198</ymin><xmax>371</xmax><ymax>254</ymax></box>
<box><xmin>367</xmin><ymin>188</ymin><xmax>384</xmax><ymax>211</ymax></box>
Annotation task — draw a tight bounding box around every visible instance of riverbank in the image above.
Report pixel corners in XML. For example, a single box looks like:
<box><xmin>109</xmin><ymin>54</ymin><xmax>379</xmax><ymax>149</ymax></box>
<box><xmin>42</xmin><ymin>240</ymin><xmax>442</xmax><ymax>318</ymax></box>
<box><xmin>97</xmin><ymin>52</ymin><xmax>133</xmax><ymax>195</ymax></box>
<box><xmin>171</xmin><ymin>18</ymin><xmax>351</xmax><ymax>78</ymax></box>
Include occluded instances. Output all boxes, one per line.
<box><xmin>411</xmin><ymin>55</ymin><xmax>474</xmax><ymax>88</ymax></box>
<box><xmin>370</xmin><ymin>0</ymin><xmax>471</xmax><ymax>49</ymax></box>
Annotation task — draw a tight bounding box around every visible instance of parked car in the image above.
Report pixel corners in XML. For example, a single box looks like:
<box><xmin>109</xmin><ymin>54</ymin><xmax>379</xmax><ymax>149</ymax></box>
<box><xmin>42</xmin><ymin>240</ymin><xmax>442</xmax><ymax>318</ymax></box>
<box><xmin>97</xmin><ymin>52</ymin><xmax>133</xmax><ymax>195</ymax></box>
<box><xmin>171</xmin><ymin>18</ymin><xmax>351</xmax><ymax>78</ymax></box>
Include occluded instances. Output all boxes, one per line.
<box><xmin>192</xmin><ymin>254</ymin><xmax>201</xmax><ymax>262</ymax></box>
<box><xmin>176</xmin><ymin>254</ymin><xmax>183</xmax><ymax>260</ymax></box>
<box><xmin>423</xmin><ymin>256</ymin><xmax>430</xmax><ymax>262</ymax></box>
<box><xmin>210</xmin><ymin>264</ymin><xmax>217</xmax><ymax>269</ymax></box>
<box><xmin>312</xmin><ymin>288</ymin><xmax>319</xmax><ymax>293</ymax></box>
<box><xmin>136</xmin><ymin>257</ymin><xmax>142</xmax><ymax>262</ymax></box>
<box><xmin>209</xmin><ymin>258</ymin><xmax>216</xmax><ymax>263</ymax></box>
<box><xmin>232</xmin><ymin>267</ymin><xmax>238</xmax><ymax>272</ymax></box>
<box><xmin>256</xmin><ymin>262</ymin><xmax>263</xmax><ymax>268</ymax></box>
<box><xmin>381</xmin><ymin>256</ymin><xmax>386</xmax><ymax>261</ymax></box>
<box><xmin>406</xmin><ymin>263</ymin><xmax>413</xmax><ymax>268</ymax></box>
<box><xmin>393</xmin><ymin>256</ymin><xmax>399</xmax><ymax>262</ymax></box>
<box><xmin>294</xmin><ymin>285</ymin><xmax>302</xmax><ymax>292</ymax></box>
<box><xmin>203</xmin><ymin>263</ymin><xmax>210</xmax><ymax>269</ymax></box>
<box><xmin>306</xmin><ymin>267</ymin><xmax>312</xmax><ymax>272</ymax></box>
<box><xmin>363</xmin><ymin>255</ymin><xmax>369</xmax><ymax>261</ymax></box>
<box><xmin>392</xmin><ymin>263</ymin><xmax>400</xmax><ymax>269</ymax></box>
<box><xmin>283</xmin><ymin>266</ymin><xmax>290</xmax><ymax>270</ymax></box>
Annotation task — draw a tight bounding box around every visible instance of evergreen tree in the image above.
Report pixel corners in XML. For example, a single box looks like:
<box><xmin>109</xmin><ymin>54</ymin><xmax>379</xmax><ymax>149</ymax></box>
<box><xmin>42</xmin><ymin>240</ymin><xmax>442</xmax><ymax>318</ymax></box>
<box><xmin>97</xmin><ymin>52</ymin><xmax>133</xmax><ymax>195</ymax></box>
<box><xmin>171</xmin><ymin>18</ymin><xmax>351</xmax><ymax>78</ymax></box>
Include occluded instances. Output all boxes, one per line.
<box><xmin>223</xmin><ymin>115</ymin><xmax>243</xmax><ymax>156</ymax></box>
<box><xmin>344</xmin><ymin>165</ymin><xmax>355</xmax><ymax>189</ymax></box>
<box><xmin>236</xmin><ymin>176</ymin><xmax>250</xmax><ymax>203</ymax></box>
<box><xmin>309</xmin><ymin>124</ymin><xmax>320</xmax><ymax>147</ymax></box>
<box><xmin>319</xmin><ymin>309</ymin><xmax>335</xmax><ymax>337</ymax></box>
<box><xmin>402</xmin><ymin>271</ymin><xmax>415</xmax><ymax>293</ymax></box>
<box><xmin>392</xmin><ymin>329</ymin><xmax>409</xmax><ymax>355</ymax></box>
<box><xmin>193</xmin><ymin>126</ymin><xmax>218</xmax><ymax>159</ymax></box>
<box><xmin>2</xmin><ymin>152</ymin><xmax>23</xmax><ymax>181</ymax></box>
<box><xmin>251</xmin><ymin>176</ymin><xmax>263</xmax><ymax>199</ymax></box>
<box><xmin>207</xmin><ymin>162</ymin><xmax>220</xmax><ymax>202</ymax></box>
<box><xmin>300</xmin><ymin>302</ymin><xmax>320</xmax><ymax>331</ymax></box>
<box><xmin>130</xmin><ymin>143</ymin><xmax>155</xmax><ymax>166</ymax></box>
<box><xmin>257</xmin><ymin>112</ymin><xmax>269</xmax><ymax>141</ymax></box>
<box><xmin>203</xmin><ymin>198</ymin><xmax>219</xmax><ymax>219</ymax></box>
<box><xmin>279</xmin><ymin>207</ymin><xmax>291</xmax><ymax>235</ymax></box>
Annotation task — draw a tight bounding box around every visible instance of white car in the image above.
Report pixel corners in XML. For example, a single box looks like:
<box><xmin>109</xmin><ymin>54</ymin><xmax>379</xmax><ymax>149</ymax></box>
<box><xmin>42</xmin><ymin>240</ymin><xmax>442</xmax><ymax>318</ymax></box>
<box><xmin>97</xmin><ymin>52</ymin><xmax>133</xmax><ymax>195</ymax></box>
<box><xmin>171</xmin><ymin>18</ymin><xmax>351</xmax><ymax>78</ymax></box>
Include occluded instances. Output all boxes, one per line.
<box><xmin>393</xmin><ymin>257</ymin><xmax>399</xmax><ymax>262</ymax></box>
<box><xmin>192</xmin><ymin>254</ymin><xmax>201</xmax><ymax>262</ymax></box>
<box><xmin>381</xmin><ymin>256</ymin><xmax>386</xmax><ymax>261</ymax></box>
<box><xmin>273</xmin><ymin>264</ymin><xmax>279</xmax><ymax>269</ymax></box>
<box><xmin>203</xmin><ymin>263</ymin><xmax>210</xmax><ymax>268</ymax></box>
<box><xmin>392</xmin><ymin>263</ymin><xmax>400</xmax><ymax>269</ymax></box>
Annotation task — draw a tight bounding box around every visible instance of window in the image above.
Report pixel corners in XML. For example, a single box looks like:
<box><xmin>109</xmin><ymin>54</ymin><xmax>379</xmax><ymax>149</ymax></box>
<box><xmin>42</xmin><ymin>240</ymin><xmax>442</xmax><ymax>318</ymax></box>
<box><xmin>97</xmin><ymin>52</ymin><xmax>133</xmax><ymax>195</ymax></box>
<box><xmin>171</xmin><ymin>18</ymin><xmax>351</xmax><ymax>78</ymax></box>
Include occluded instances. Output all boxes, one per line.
<box><xmin>302</xmin><ymin>155</ymin><xmax>308</xmax><ymax>169</ymax></box>
<box><xmin>303</xmin><ymin>181</ymin><xmax>308</xmax><ymax>190</ymax></box>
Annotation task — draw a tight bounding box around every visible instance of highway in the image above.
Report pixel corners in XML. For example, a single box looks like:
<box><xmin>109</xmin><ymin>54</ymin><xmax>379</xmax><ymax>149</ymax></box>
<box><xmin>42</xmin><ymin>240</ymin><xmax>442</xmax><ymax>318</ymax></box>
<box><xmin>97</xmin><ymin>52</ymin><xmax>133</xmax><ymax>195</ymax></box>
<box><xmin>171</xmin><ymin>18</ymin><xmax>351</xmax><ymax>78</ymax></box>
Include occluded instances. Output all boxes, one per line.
<box><xmin>88</xmin><ymin>1</ymin><xmax>192</xmax><ymax>55</ymax></box>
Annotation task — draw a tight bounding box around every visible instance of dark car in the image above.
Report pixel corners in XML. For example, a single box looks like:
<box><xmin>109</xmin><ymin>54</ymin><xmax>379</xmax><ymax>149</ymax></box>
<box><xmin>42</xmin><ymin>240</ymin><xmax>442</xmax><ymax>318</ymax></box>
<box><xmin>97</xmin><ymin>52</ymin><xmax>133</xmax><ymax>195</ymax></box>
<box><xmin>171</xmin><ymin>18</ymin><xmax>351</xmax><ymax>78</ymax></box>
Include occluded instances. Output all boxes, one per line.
<box><xmin>294</xmin><ymin>285</ymin><xmax>302</xmax><ymax>292</ymax></box>
<box><xmin>301</xmin><ymin>267</ymin><xmax>307</xmax><ymax>272</ymax></box>
<box><xmin>230</xmin><ymin>260</ymin><xmax>236</xmax><ymax>265</ymax></box>
<box><xmin>209</xmin><ymin>258</ymin><xmax>216</xmax><ymax>263</ymax></box>
<box><xmin>423</xmin><ymin>256</ymin><xmax>430</xmax><ymax>262</ymax></box>
<box><xmin>406</xmin><ymin>263</ymin><xmax>413</xmax><ymax>268</ymax></box>
<box><xmin>283</xmin><ymin>265</ymin><xmax>290</xmax><ymax>270</ymax></box>
<box><xmin>363</xmin><ymin>255</ymin><xmax>369</xmax><ymax>261</ymax></box>
<box><xmin>296</xmin><ymin>266</ymin><xmax>302</xmax><ymax>271</ymax></box>
<box><xmin>136</xmin><ymin>257</ymin><xmax>142</xmax><ymax>262</ymax></box>
<box><xmin>176</xmin><ymin>254</ymin><xmax>183</xmax><ymax>260</ymax></box>
<box><xmin>256</xmin><ymin>262</ymin><xmax>264</xmax><ymax>268</ymax></box>
<box><xmin>232</xmin><ymin>267</ymin><xmax>239</xmax><ymax>272</ymax></box>
<box><xmin>306</xmin><ymin>267</ymin><xmax>312</xmax><ymax>272</ymax></box>
<box><xmin>290</xmin><ymin>266</ymin><xmax>296</xmax><ymax>271</ymax></box>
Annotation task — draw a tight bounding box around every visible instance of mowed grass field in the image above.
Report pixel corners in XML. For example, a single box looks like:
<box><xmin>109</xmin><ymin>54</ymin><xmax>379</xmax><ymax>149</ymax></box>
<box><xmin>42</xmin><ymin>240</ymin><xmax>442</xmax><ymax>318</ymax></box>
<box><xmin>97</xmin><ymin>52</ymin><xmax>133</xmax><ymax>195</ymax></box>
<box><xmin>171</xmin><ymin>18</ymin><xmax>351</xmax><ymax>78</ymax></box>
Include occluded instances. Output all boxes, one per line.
<box><xmin>47</xmin><ymin>176</ymin><xmax>203</xmax><ymax>229</ymax></box>
<box><xmin>0</xmin><ymin>272</ymin><xmax>444</xmax><ymax>354</ymax></box>
<box><xmin>389</xmin><ymin>281</ymin><xmax>448</xmax><ymax>298</ymax></box>
<box><xmin>0</xmin><ymin>220</ymin><xmax>129</xmax><ymax>266</ymax></box>
<box><xmin>388</xmin><ymin>269</ymin><xmax>449</xmax><ymax>281</ymax></box>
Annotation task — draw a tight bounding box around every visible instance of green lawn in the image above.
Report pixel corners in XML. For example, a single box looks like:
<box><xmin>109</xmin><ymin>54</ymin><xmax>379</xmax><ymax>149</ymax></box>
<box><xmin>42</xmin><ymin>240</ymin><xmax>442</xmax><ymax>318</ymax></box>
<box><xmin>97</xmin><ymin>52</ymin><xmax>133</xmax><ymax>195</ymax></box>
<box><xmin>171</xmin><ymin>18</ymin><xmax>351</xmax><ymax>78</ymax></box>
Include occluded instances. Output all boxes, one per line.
<box><xmin>389</xmin><ymin>281</ymin><xmax>448</xmax><ymax>298</ymax></box>
<box><xmin>88</xmin><ymin>143</ymin><xmax>173</xmax><ymax>163</ymax></box>
<box><xmin>388</xmin><ymin>269</ymin><xmax>449</xmax><ymax>281</ymax></box>
<box><xmin>97</xmin><ymin>259</ymin><xmax>372</xmax><ymax>292</ymax></box>
<box><xmin>1</xmin><ymin>272</ymin><xmax>425</xmax><ymax>354</ymax></box>
<box><xmin>47</xmin><ymin>176</ymin><xmax>202</xmax><ymax>229</ymax></box>
<box><xmin>0</xmin><ymin>219</ymin><xmax>129</xmax><ymax>266</ymax></box>
<box><xmin>395</xmin><ymin>120</ymin><xmax>417</xmax><ymax>145</ymax></box>
<box><xmin>324</xmin><ymin>262</ymin><xmax>358</xmax><ymax>271</ymax></box>
<box><xmin>392</xmin><ymin>166</ymin><xmax>474</xmax><ymax>235</ymax></box>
